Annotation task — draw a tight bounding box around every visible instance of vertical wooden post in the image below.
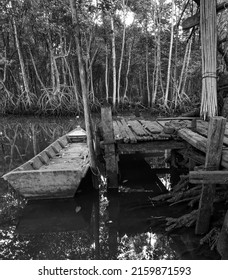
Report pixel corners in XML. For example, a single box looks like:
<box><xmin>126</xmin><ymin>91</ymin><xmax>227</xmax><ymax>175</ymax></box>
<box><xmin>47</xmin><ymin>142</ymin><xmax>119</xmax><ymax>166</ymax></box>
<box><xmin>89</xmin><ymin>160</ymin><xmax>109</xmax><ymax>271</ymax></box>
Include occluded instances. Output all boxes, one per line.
<box><xmin>195</xmin><ymin>117</ymin><xmax>226</xmax><ymax>234</ymax></box>
<box><xmin>108</xmin><ymin>190</ymin><xmax>119</xmax><ymax>259</ymax></box>
<box><xmin>191</xmin><ymin>118</ymin><xmax>197</xmax><ymax>132</ymax></box>
<box><xmin>101</xmin><ymin>106</ymin><xmax>118</xmax><ymax>188</ymax></box>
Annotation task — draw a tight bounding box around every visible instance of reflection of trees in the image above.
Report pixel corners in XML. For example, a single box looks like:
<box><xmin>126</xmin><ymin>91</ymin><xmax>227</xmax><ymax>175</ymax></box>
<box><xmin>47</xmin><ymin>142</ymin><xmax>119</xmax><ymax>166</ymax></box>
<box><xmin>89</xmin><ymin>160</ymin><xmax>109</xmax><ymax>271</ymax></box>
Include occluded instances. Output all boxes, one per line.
<box><xmin>118</xmin><ymin>232</ymin><xmax>176</xmax><ymax>260</ymax></box>
<box><xmin>0</xmin><ymin>228</ymin><xmax>93</xmax><ymax>260</ymax></box>
<box><xmin>0</xmin><ymin>117</ymin><xmax>76</xmax><ymax>173</ymax></box>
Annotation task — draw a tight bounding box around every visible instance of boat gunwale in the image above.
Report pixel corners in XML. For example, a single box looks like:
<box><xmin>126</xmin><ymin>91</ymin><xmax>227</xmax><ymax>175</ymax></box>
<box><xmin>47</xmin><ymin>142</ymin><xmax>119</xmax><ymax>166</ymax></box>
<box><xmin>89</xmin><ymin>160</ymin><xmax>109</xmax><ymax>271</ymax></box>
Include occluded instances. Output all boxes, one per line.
<box><xmin>2</xmin><ymin>127</ymin><xmax>87</xmax><ymax>177</ymax></box>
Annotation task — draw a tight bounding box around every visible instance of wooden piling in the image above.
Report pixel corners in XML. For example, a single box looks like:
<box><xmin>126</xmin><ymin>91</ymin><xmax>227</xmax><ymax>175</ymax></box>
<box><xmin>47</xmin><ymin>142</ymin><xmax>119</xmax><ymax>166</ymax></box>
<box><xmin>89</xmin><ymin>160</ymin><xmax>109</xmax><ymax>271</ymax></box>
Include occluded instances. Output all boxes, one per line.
<box><xmin>195</xmin><ymin>117</ymin><xmax>226</xmax><ymax>234</ymax></box>
<box><xmin>101</xmin><ymin>106</ymin><xmax>118</xmax><ymax>188</ymax></box>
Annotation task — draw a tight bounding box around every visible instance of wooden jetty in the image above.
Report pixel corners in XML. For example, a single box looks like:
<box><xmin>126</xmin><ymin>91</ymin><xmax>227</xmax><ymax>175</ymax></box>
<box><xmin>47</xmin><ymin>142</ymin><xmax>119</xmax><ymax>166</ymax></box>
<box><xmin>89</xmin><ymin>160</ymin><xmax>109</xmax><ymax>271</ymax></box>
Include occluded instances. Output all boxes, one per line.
<box><xmin>2</xmin><ymin>127</ymin><xmax>89</xmax><ymax>199</ymax></box>
<box><xmin>100</xmin><ymin>106</ymin><xmax>228</xmax><ymax>236</ymax></box>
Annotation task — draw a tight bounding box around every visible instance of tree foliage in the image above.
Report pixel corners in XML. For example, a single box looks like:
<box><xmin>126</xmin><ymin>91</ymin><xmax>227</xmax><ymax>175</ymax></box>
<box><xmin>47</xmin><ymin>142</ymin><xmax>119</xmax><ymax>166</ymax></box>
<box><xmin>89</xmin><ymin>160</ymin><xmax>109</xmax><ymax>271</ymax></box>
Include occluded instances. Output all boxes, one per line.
<box><xmin>0</xmin><ymin>0</ymin><xmax>227</xmax><ymax>115</ymax></box>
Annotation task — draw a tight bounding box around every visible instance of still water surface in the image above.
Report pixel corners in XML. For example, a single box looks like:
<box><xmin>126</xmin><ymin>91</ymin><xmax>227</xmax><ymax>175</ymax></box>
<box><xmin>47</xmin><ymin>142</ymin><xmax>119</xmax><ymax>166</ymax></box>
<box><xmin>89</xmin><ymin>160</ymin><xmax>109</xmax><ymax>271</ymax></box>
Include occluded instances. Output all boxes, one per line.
<box><xmin>0</xmin><ymin>116</ymin><xmax>219</xmax><ymax>260</ymax></box>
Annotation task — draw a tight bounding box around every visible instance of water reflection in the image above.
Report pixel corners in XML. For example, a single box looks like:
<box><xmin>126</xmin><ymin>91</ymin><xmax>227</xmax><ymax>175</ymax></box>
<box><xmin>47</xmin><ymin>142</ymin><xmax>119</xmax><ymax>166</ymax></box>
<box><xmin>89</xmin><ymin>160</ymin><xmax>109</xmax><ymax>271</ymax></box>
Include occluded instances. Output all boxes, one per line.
<box><xmin>0</xmin><ymin>116</ymin><xmax>219</xmax><ymax>260</ymax></box>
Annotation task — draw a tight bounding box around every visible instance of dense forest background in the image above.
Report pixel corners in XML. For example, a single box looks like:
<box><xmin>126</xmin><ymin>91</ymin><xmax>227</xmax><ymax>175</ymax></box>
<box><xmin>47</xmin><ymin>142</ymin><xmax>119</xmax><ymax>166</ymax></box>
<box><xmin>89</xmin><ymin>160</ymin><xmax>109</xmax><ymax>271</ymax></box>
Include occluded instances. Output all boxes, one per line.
<box><xmin>0</xmin><ymin>0</ymin><xmax>228</xmax><ymax>115</ymax></box>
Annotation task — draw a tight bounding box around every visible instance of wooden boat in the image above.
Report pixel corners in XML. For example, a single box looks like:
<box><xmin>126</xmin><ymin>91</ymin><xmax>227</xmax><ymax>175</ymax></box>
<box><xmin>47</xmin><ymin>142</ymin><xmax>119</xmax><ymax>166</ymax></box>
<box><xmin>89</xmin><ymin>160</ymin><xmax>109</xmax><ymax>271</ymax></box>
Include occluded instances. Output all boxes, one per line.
<box><xmin>2</xmin><ymin>127</ymin><xmax>90</xmax><ymax>200</ymax></box>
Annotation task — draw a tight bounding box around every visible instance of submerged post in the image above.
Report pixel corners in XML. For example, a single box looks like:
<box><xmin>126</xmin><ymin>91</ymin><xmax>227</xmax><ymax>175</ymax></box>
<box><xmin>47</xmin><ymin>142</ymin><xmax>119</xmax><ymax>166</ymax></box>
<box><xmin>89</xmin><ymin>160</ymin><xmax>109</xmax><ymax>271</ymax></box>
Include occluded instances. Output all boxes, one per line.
<box><xmin>195</xmin><ymin>117</ymin><xmax>226</xmax><ymax>234</ymax></box>
<box><xmin>101</xmin><ymin>106</ymin><xmax>118</xmax><ymax>188</ymax></box>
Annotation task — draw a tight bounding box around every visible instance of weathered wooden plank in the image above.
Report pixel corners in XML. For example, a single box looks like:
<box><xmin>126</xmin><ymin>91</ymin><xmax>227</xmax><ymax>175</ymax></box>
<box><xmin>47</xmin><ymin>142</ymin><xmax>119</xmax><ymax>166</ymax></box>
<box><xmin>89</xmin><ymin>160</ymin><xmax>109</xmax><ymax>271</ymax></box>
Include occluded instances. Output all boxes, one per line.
<box><xmin>67</xmin><ymin>127</ymin><xmax>86</xmax><ymax>139</ymax></box>
<box><xmin>169</xmin><ymin>120</ymin><xmax>191</xmax><ymax>129</ymax></box>
<box><xmin>31</xmin><ymin>156</ymin><xmax>43</xmax><ymax>169</ymax></box>
<box><xmin>38</xmin><ymin>150</ymin><xmax>50</xmax><ymax>164</ymax></box>
<box><xmin>58</xmin><ymin>135</ymin><xmax>69</xmax><ymax>147</ymax></box>
<box><xmin>120</xmin><ymin>119</ymin><xmax>137</xmax><ymax>143</ymax></box>
<box><xmin>177</xmin><ymin>128</ymin><xmax>207</xmax><ymax>153</ymax></box>
<box><xmin>127</xmin><ymin>120</ymin><xmax>152</xmax><ymax>139</ymax></box>
<box><xmin>16</xmin><ymin>162</ymin><xmax>34</xmax><ymax>171</ymax></box>
<box><xmin>116</xmin><ymin>120</ymin><xmax>130</xmax><ymax>143</ymax></box>
<box><xmin>113</xmin><ymin>121</ymin><xmax>123</xmax><ymax>142</ymax></box>
<box><xmin>156</xmin><ymin>120</ymin><xmax>170</xmax><ymax>128</ymax></box>
<box><xmin>51</xmin><ymin>141</ymin><xmax>62</xmax><ymax>153</ymax></box>
<box><xmin>185</xmin><ymin>119</ymin><xmax>228</xmax><ymax>146</ymax></box>
<box><xmin>118</xmin><ymin>140</ymin><xmax>187</xmax><ymax>154</ymax></box>
<box><xmin>178</xmin><ymin>147</ymin><xmax>205</xmax><ymax>165</ymax></box>
<box><xmin>195</xmin><ymin>117</ymin><xmax>226</xmax><ymax>235</ymax></box>
<box><xmin>221</xmin><ymin>149</ymin><xmax>228</xmax><ymax>169</ymax></box>
<box><xmin>140</xmin><ymin>120</ymin><xmax>163</xmax><ymax>134</ymax></box>
<box><xmin>182</xmin><ymin>2</ymin><xmax>228</xmax><ymax>30</ymax></box>
<box><xmin>44</xmin><ymin>146</ymin><xmax>56</xmax><ymax>158</ymax></box>
<box><xmin>3</xmin><ymin>168</ymin><xmax>89</xmax><ymax>199</ymax></box>
<box><xmin>190</xmin><ymin>170</ymin><xmax>228</xmax><ymax>184</ymax></box>
<box><xmin>182</xmin><ymin>12</ymin><xmax>200</xmax><ymax>30</ymax></box>
<box><xmin>157</xmin><ymin>117</ymin><xmax>199</xmax><ymax>121</ymax></box>
<box><xmin>205</xmin><ymin>117</ymin><xmax>226</xmax><ymax>170</ymax></box>
<box><xmin>101</xmin><ymin>106</ymin><xmax>118</xmax><ymax>188</ymax></box>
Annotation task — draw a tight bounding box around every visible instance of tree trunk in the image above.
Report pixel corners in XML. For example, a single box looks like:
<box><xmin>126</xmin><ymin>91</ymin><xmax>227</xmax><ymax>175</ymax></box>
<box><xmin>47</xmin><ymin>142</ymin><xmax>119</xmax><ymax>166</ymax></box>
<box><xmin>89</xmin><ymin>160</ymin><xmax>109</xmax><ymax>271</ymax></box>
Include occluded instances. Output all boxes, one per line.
<box><xmin>69</xmin><ymin>0</ymin><xmax>96</xmax><ymax>170</ymax></box>
<box><xmin>180</xmin><ymin>38</ymin><xmax>192</xmax><ymax>100</ymax></box>
<box><xmin>123</xmin><ymin>36</ymin><xmax>134</xmax><ymax>99</ymax></box>
<box><xmin>117</xmin><ymin>0</ymin><xmax>126</xmax><ymax>104</ymax></box>
<box><xmin>152</xmin><ymin>3</ymin><xmax>161</xmax><ymax>105</ymax></box>
<box><xmin>13</xmin><ymin>18</ymin><xmax>30</xmax><ymax>95</ymax></box>
<box><xmin>105</xmin><ymin>42</ymin><xmax>109</xmax><ymax>101</ymax></box>
<box><xmin>70</xmin><ymin>59</ymin><xmax>80</xmax><ymax>111</ymax></box>
<box><xmin>145</xmin><ymin>23</ymin><xmax>150</xmax><ymax>107</ymax></box>
<box><xmin>164</xmin><ymin>0</ymin><xmax>175</xmax><ymax>107</ymax></box>
<box><xmin>111</xmin><ymin>15</ymin><xmax>117</xmax><ymax>108</ymax></box>
<box><xmin>29</xmin><ymin>47</ymin><xmax>49</xmax><ymax>95</ymax></box>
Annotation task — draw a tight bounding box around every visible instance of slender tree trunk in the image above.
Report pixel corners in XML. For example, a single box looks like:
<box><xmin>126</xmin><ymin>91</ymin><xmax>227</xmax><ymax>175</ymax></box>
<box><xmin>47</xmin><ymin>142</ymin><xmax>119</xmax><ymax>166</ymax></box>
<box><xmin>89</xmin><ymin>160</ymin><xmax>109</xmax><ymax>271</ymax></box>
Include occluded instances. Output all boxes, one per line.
<box><xmin>123</xmin><ymin>36</ymin><xmax>134</xmax><ymax>99</ymax></box>
<box><xmin>173</xmin><ymin>4</ymin><xmax>179</xmax><ymax>107</ymax></box>
<box><xmin>90</xmin><ymin>66</ymin><xmax>95</xmax><ymax>102</ymax></box>
<box><xmin>181</xmin><ymin>39</ymin><xmax>192</xmax><ymax>98</ymax></box>
<box><xmin>178</xmin><ymin>37</ymin><xmax>192</xmax><ymax>101</ymax></box>
<box><xmin>152</xmin><ymin>3</ymin><xmax>160</xmax><ymax>105</ymax></box>
<box><xmin>111</xmin><ymin>15</ymin><xmax>117</xmax><ymax>108</ymax></box>
<box><xmin>117</xmin><ymin>0</ymin><xmax>126</xmax><ymax>104</ymax></box>
<box><xmin>71</xmin><ymin>59</ymin><xmax>80</xmax><ymax>111</ymax></box>
<box><xmin>69</xmin><ymin>0</ymin><xmax>96</xmax><ymax>170</ymax></box>
<box><xmin>62</xmin><ymin>57</ymin><xmax>67</xmax><ymax>85</ymax></box>
<box><xmin>52</xmin><ymin>55</ymin><xmax>60</xmax><ymax>94</ymax></box>
<box><xmin>47</xmin><ymin>39</ymin><xmax>56</xmax><ymax>90</ymax></box>
<box><xmin>102</xmin><ymin>13</ymin><xmax>109</xmax><ymax>102</ymax></box>
<box><xmin>145</xmin><ymin>28</ymin><xmax>150</xmax><ymax>107</ymax></box>
<box><xmin>13</xmin><ymin>18</ymin><xmax>30</xmax><ymax>94</ymax></box>
<box><xmin>29</xmin><ymin>47</ymin><xmax>49</xmax><ymax>95</ymax></box>
<box><xmin>105</xmin><ymin>42</ymin><xmax>109</xmax><ymax>101</ymax></box>
<box><xmin>164</xmin><ymin>0</ymin><xmax>175</xmax><ymax>107</ymax></box>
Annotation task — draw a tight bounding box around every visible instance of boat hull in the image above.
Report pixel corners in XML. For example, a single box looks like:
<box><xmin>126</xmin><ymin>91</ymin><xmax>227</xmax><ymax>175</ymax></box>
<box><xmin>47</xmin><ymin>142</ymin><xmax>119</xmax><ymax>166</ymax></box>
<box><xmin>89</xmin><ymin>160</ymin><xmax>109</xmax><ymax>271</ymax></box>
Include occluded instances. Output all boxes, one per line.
<box><xmin>2</xmin><ymin>127</ymin><xmax>90</xmax><ymax>199</ymax></box>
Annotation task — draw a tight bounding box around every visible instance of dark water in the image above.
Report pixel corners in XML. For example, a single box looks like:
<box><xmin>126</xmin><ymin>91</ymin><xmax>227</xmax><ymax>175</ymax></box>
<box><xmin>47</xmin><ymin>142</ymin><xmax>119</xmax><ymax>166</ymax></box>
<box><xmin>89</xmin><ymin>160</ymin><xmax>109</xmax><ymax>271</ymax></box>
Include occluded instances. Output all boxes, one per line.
<box><xmin>0</xmin><ymin>116</ymin><xmax>220</xmax><ymax>260</ymax></box>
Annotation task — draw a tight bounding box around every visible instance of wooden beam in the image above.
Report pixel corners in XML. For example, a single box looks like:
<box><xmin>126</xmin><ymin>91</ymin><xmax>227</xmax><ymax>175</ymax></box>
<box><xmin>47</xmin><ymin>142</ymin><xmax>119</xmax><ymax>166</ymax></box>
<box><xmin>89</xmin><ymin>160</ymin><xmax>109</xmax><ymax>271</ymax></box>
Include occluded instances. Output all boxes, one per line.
<box><xmin>118</xmin><ymin>140</ymin><xmax>187</xmax><ymax>154</ymax></box>
<box><xmin>177</xmin><ymin>128</ymin><xmax>207</xmax><ymax>153</ymax></box>
<box><xmin>156</xmin><ymin>117</ymin><xmax>199</xmax><ymax>121</ymax></box>
<box><xmin>182</xmin><ymin>2</ymin><xmax>228</xmax><ymax>30</ymax></box>
<box><xmin>178</xmin><ymin>147</ymin><xmax>205</xmax><ymax>164</ymax></box>
<box><xmin>205</xmin><ymin>117</ymin><xmax>226</xmax><ymax>170</ymax></box>
<box><xmin>101</xmin><ymin>106</ymin><xmax>118</xmax><ymax>188</ymax></box>
<box><xmin>190</xmin><ymin>170</ymin><xmax>228</xmax><ymax>184</ymax></box>
<box><xmin>182</xmin><ymin>12</ymin><xmax>200</xmax><ymax>30</ymax></box>
<box><xmin>195</xmin><ymin>117</ymin><xmax>226</xmax><ymax>235</ymax></box>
